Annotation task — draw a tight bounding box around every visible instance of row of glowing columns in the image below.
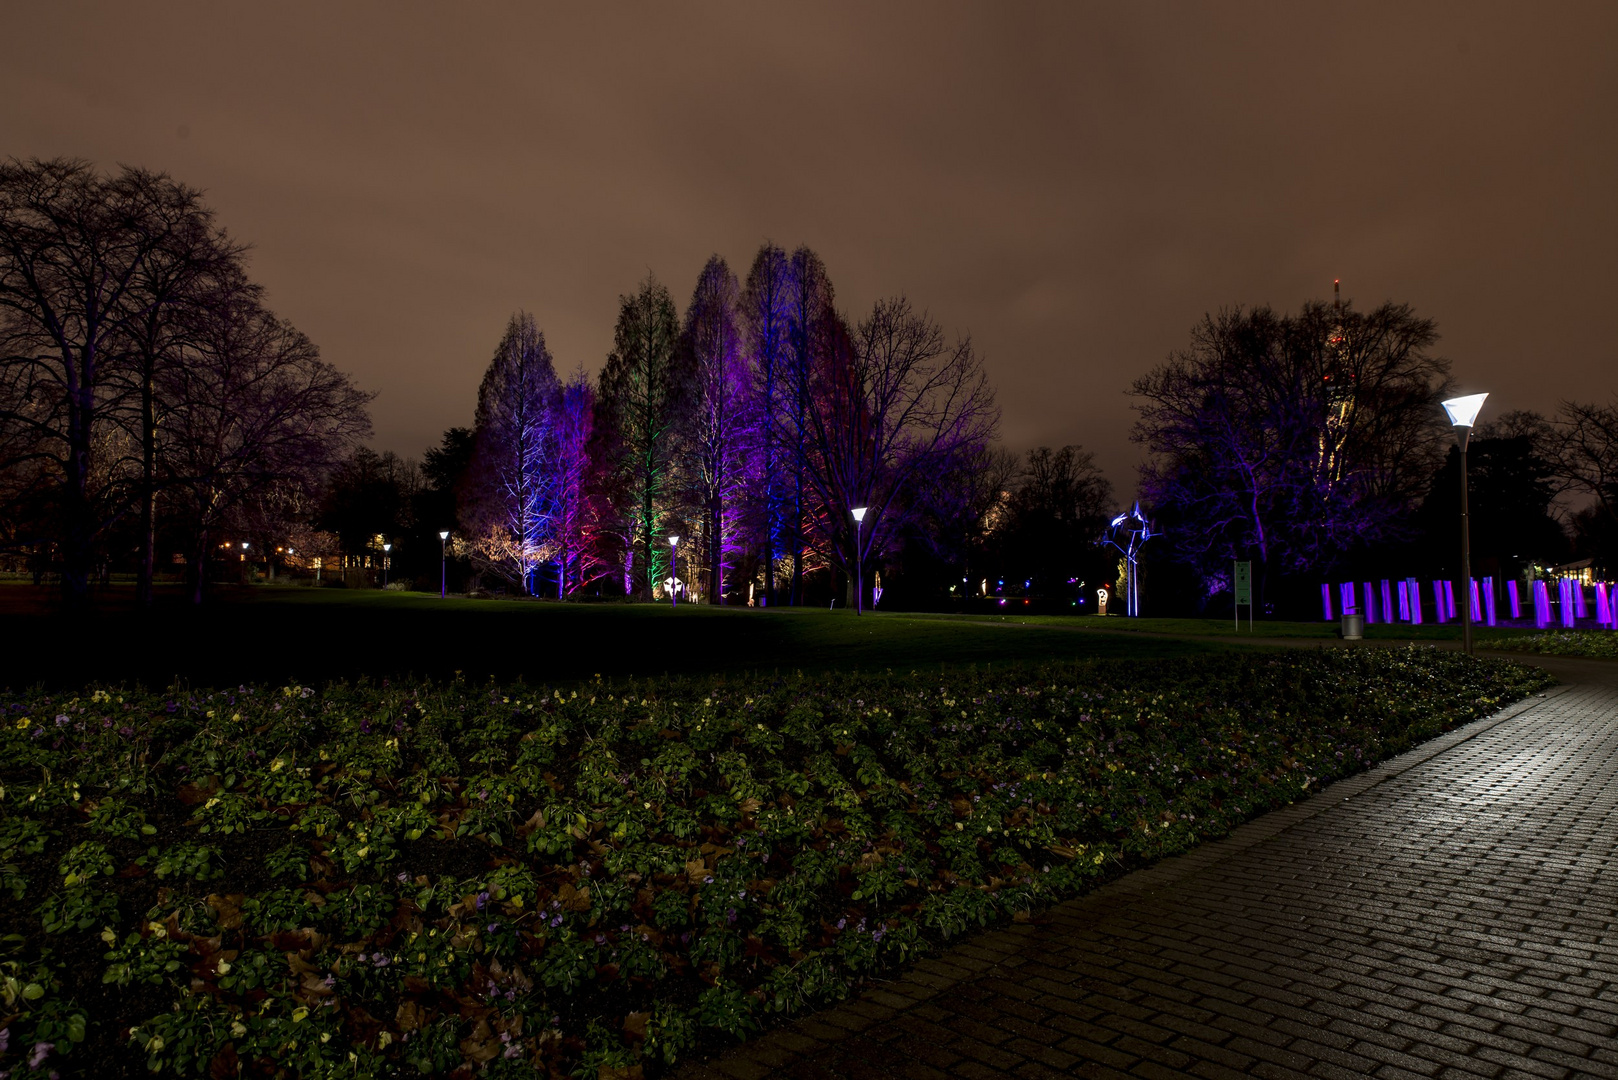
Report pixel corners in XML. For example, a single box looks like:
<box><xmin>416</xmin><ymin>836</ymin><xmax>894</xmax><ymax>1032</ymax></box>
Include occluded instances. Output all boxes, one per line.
<box><xmin>1322</xmin><ymin>579</ymin><xmax>1618</xmax><ymax>630</ymax></box>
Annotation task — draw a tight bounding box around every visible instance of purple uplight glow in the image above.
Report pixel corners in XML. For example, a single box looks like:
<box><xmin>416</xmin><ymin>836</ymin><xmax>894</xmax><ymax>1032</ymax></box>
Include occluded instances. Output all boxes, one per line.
<box><xmin>1322</xmin><ymin>583</ymin><xmax>1334</xmax><ymax>621</ymax></box>
<box><xmin>1508</xmin><ymin>579</ymin><xmax>1521</xmax><ymax>619</ymax></box>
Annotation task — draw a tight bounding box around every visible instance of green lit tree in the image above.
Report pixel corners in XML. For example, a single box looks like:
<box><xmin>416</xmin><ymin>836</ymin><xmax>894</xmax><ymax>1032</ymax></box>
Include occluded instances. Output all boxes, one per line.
<box><xmin>597</xmin><ymin>274</ymin><xmax>690</xmax><ymax>601</ymax></box>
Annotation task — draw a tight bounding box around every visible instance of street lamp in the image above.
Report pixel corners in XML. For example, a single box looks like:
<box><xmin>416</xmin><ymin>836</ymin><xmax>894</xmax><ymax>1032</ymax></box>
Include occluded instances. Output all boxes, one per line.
<box><xmin>852</xmin><ymin>507</ymin><xmax>868</xmax><ymax>615</ymax></box>
<box><xmin>382</xmin><ymin>542</ymin><xmax>391</xmax><ymax>587</ymax></box>
<box><xmin>439</xmin><ymin>530</ymin><xmax>450</xmax><ymax>598</ymax></box>
<box><xmin>669</xmin><ymin>536</ymin><xmax>680</xmax><ymax>609</ymax></box>
<box><xmin>1442</xmin><ymin>393</ymin><xmax>1488</xmax><ymax>656</ymax></box>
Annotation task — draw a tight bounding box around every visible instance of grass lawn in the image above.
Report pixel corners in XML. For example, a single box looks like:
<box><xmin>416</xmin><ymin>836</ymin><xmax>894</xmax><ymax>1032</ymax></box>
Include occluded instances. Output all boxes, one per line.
<box><xmin>0</xmin><ymin>647</ymin><xmax>1551</xmax><ymax>1078</ymax></box>
<box><xmin>0</xmin><ymin>585</ymin><xmax>1229</xmax><ymax>692</ymax></box>
<box><xmin>906</xmin><ymin>611</ymin><xmax>1550</xmax><ymax>643</ymax></box>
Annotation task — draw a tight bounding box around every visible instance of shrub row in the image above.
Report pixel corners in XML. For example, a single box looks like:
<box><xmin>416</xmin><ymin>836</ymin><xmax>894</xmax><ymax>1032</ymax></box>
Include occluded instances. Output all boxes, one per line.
<box><xmin>0</xmin><ymin>648</ymin><xmax>1551</xmax><ymax>1078</ymax></box>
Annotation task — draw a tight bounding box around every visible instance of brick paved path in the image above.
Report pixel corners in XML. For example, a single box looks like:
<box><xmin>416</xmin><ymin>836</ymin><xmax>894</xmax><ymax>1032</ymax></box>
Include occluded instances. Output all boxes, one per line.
<box><xmin>679</xmin><ymin>668</ymin><xmax>1618</xmax><ymax>1080</ymax></box>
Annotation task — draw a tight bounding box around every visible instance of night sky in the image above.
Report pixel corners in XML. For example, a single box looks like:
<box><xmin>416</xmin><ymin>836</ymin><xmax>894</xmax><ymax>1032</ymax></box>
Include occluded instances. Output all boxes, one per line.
<box><xmin>5</xmin><ymin>4</ymin><xmax>1615</xmax><ymax>491</ymax></box>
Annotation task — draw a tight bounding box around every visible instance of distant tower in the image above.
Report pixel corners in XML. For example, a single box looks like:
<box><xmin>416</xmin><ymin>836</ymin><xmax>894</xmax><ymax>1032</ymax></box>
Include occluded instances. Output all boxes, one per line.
<box><xmin>1318</xmin><ymin>279</ymin><xmax>1356</xmax><ymax>491</ymax></box>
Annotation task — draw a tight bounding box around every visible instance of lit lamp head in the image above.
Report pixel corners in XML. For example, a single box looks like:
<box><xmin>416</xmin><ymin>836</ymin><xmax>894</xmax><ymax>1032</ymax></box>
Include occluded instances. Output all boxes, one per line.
<box><xmin>438</xmin><ymin>530</ymin><xmax>449</xmax><ymax>542</ymax></box>
<box><xmin>669</xmin><ymin>535</ymin><xmax>679</xmax><ymax>547</ymax></box>
<box><xmin>383</xmin><ymin>543</ymin><xmax>391</xmax><ymax>554</ymax></box>
<box><xmin>241</xmin><ymin>542</ymin><xmax>249</xmax><ymax>550</ymax></box>
<box><xmin>852</xmin><ymin>506</ymin><xmax>867</xmax><ymax>523</ymax></box>
<box><xmin>1441</xmin><ymin>393</ymin><xmax>1488</xmax><ymax>450</ymax></box>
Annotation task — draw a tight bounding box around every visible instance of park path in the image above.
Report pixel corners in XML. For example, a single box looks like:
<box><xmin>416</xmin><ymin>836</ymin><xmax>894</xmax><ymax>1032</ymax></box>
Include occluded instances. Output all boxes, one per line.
<box><xmin>677</xmin><ymin>654</ymin><xmax>1618</xmax><ymax>1080</ymax></box>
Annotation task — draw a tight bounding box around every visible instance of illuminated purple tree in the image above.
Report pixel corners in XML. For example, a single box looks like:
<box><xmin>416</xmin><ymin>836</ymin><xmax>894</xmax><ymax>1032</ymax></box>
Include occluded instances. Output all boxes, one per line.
<box><xmin>1131</xmin><ymin>300</ymin><xmax>1450</xmax><ymax>601</ymax></box>
<box><xmin>682</xmin><ymin>256</ymin><xmax>754</xmax><ymax>604</ymax></box>
<box><xmin>782</xmin><ymin>247</ymin><xmax>835</xmax><ymax>603</ymax></box>
<box><xmin>553</xmin><ymin>366</ymin><xmax>604</xmax><ymax>597</ymax></box>
<box><xmin>740</xmin><ymin>243</ymin><xmax>793</xmax><ymax>604</ymax></box>
<box><xmin>466</xmin><ymin>312</ymin><xmax>560</xmax><ymax>594</ymax></box>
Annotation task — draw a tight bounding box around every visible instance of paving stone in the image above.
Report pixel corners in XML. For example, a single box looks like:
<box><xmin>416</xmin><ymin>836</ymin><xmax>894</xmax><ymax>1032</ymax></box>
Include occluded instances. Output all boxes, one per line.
<box><xmin>675</xmin><ymin>676</ymin><xmax>1618</xmax><ymax>1078</ymax></box>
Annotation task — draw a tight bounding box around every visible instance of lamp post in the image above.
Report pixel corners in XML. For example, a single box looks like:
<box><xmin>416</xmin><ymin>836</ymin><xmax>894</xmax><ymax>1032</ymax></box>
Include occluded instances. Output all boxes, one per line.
<box><xmin>1442</xmin><ymin>393</ymin><xmax>1488</xmax><ymax>656</ymax></box>
<box><xmin>852</xmin><ymin>506</ymin><xmax>867</xmax><ymax>615</ymax></box>
<box><xmin>439</xmin><ymin>530</ymin><xmax>449</xmax><ymax>598</ymax></box>
<box><xmin>382</xmin><ymin>543</ymin><xmax>391</xmax><ymax>587</ymax></box>
<box><xmin>669</xmin><ymin>536</ymin><xmax>680</xmax><ymax>609</ymax></box>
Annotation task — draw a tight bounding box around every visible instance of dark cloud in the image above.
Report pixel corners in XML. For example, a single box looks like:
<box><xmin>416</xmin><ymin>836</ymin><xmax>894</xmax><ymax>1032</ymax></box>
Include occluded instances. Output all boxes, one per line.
<box><xmin>4</xmin><ymin>3</ymin><xmax>1614</xmax><ymax>491</ymax></box>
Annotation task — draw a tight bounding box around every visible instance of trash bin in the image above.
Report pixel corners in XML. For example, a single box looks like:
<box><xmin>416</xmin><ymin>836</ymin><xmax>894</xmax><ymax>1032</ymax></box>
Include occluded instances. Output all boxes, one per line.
<box><xmin>1341</xmin><ymin>612</ymin><xmax>1364</xmax><ymax>640</ymax></box>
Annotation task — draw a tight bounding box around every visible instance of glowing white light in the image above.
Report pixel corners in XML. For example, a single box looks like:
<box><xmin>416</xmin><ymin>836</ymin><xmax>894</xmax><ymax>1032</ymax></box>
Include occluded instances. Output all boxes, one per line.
<box><xmin>669</xmin><ymin>535</ymin><xmax>679</xmax><ymax>547</ymax></box>
<box><xmin>852</xmin><ymin>506</ymin><xmax>867</xmax><ymax>523</ymax></box>
<box><xmin>439</xmin><ymin>530</ymin><xmax>449</xmax><ymax>541</ymax></box>
<box><xmin>1441</xmin><ymin>393</ymin><xmax>1488</xmax><ymax>428</ymax></box>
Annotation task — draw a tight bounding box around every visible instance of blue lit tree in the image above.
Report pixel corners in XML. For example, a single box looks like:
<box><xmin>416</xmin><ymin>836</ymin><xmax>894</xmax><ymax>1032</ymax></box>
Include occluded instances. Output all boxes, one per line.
<box><xmin>466</xmin><ymin>312</ymin><xmax>560</xmax><ymax>595</ymax></box>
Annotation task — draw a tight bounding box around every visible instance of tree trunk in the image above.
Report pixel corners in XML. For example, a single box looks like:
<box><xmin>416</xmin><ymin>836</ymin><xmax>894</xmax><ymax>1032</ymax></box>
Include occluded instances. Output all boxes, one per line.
<box><xmin>61</xmin><ymin>369</ymin><xmax>94</xmax><ymax>609</ymax></box>
<box><xmin>136</xmin><ymin>366</ymin><xmax>157</xmax><ymax>607</ymax></box>
<box><xmin>191</xmin><ymin>529</ymin><xmax>209</xmax><ymax>605</ymax></box>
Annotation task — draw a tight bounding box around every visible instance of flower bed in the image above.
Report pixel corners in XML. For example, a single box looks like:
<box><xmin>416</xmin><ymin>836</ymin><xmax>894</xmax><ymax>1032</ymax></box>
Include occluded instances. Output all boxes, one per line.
<box><xmin>1491</xmin><ymin>629</ymin><xmax>1618</xmax><ymax>659</ymax></box>
<box><xmin>0</xmin><ymin>649</ymin><xmax>1551</xmax><ymax>1078</ymax></box>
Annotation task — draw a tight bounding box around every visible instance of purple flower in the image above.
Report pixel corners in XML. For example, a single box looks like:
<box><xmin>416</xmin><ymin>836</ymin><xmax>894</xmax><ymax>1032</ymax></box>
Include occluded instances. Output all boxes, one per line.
<box><xmin>476</xmin><ymin>891</ymin><xmax>490</xmax><ymax>911</ymax></box>
<box><xmin>0</xmin><ymin>1026</ymin><xmax>8</xmax><ymax>1052</ymax></box>
<box><xmin>54</xmin><ymin>715</ymin><xmax>69</xmax><ymax>727</ymax></box>
<box><xmin>29</xmin><ymin>1042</ymin><xmax>53</xmax><ymax>1068</ymax></box>
<box><xmin>372</xmin><ymin>955</ymin><xmax>390</xmax><ymax>968</ymax></box>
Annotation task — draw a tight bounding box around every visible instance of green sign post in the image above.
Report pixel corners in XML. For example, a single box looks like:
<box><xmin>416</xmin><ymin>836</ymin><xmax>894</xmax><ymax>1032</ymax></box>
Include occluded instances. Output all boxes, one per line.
<box><xmin>1233</xmin><ymin>560</ymin><xmax>1253</xmax><ymax>631</ymax></box>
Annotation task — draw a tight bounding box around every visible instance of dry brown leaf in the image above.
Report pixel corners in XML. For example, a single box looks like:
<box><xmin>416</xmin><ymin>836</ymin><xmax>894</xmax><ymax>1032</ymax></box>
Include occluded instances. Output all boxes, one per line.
<box><xmin>395</xmin><ymin>1000</ymin><xmax>427</xmax><ymax>1032</ymax></box>
<box><xmin>621</xmin><ymin>1011</ymin><xmax>650</xmax><ymax>1041</ymax></box>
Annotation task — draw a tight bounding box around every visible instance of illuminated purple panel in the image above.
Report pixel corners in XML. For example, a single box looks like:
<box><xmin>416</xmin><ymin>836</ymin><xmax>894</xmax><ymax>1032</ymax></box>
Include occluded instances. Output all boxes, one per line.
<box><xmin>1469</xmin><ymin>578</ymin><xmax>1481</xmax><ymax>622</ymax></box>
<box><xmin>1321</xmin><ymin>583</ymin><xmax>1333</xmax><ymax>621</ymax></box>
<box><xmin>1574</xmin><ymin>583</ymin><xmax>1588</xmax><ymax>620</ymax></box>
<box><xmin>1433</xmin><ymin>580</ymin><xmax>1446</xmax><ymax>622</ymax></box>
<box><xmin>1445</xmin><ymin>580</ymin><xmax>1457</xmax><ymax>621</ymax></box>
<box><xmin>1533</xmin><ymin>579</ymin><xmax>1551</xmax><ymax>628</ymax></box>
<box><xmin>1507</xmin><ymin>579</ymin><xmax>1521</xmax><ymax>619</ymax></box>
<box><xmin>1408</xmin><ymin>578</ymin><xmax>1422</xmax><ymax>624</ymax></box>
<box><xmin>1483</xmin><ymin>578</ymin><xmax>1496</xmax><ymax>627</ymax></box>
<box><xmin>1560</xmin><ymin>578</ymin><xmax>1576</xmax><ymax>628</ymax></box>
<box><xmin>1364</xmin><ymin>583</ymin><xmax>1376</xmax><ymax>624</ymax></box>
<box><xmin>1341</xmin><ymin>582</ymin><xmax>1356</xmax><ymax>616</ymax></box>
<box><xmin>1397</xmin><ymin>580</ymin><xmax>1410</xmax><ymax>622</ymax></box>
<box><xmin>1597</xmin><ymin>583</ymin><xmax>1613</xmax><ymax>628</ymax></box>
<box><xmin>1380</xmin><ymin>580</ymin><xmax>1393</xmax><ymax>622</ymax></box>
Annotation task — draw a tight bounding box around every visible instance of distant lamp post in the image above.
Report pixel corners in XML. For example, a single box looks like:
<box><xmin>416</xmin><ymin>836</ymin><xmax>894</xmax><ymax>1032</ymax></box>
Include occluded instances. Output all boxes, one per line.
<box><xmin>669</xmin><ymin>536</ymin><xmax>680</xmax><ymax>609</ymax></box>
<box><xmin>439</xmin><ymin>530</ymin><xmax>450</xmax><ymax>598</ymax></box>
<box><xmin>1442</xmin><ymin>393</ymin><xmax>1488</xmax><ymax>656</ymax></box>
<box><xmin>852</xmin><ymin>506</ymin><xmax>868</xmax><ymax>615</ymax></box>
<box><xmin>382</xmin><ymin>543</ymin><xmax>392</xmax><ymax>588</ymax></box>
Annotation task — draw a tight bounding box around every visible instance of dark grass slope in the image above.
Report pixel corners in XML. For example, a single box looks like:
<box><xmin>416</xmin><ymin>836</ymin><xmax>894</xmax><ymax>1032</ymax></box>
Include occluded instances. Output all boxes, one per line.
<box><xmin>0</xmin><ymin>585</ymin><xmax>1222</xmax><ymax>691</ymax></box>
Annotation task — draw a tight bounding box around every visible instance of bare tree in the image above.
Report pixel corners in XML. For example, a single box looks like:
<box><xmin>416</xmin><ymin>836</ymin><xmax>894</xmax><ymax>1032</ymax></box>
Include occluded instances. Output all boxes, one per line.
<box><xmin>0</xmin><ymin>159</ymin><xmax>207</xmax><ymax>603</ymax></box>
<box><xmin>1131</xmin><ymin>300</ymin><xmax>1450</xmax><ymax>600</ymax></box>
<box><xmin>1556</xmin><ymin>398</ymin><xmax>1618</xmax><ymax>512</ymax></box>
<box><xmin>162</xmin><ymin>283</ymin><xmax>371</xmax><ymax>602</ymax></box>
<box><xmin>797</xmin><ymin>296</ymin><xmax>999</xmax><ymax>610</ymax></box>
